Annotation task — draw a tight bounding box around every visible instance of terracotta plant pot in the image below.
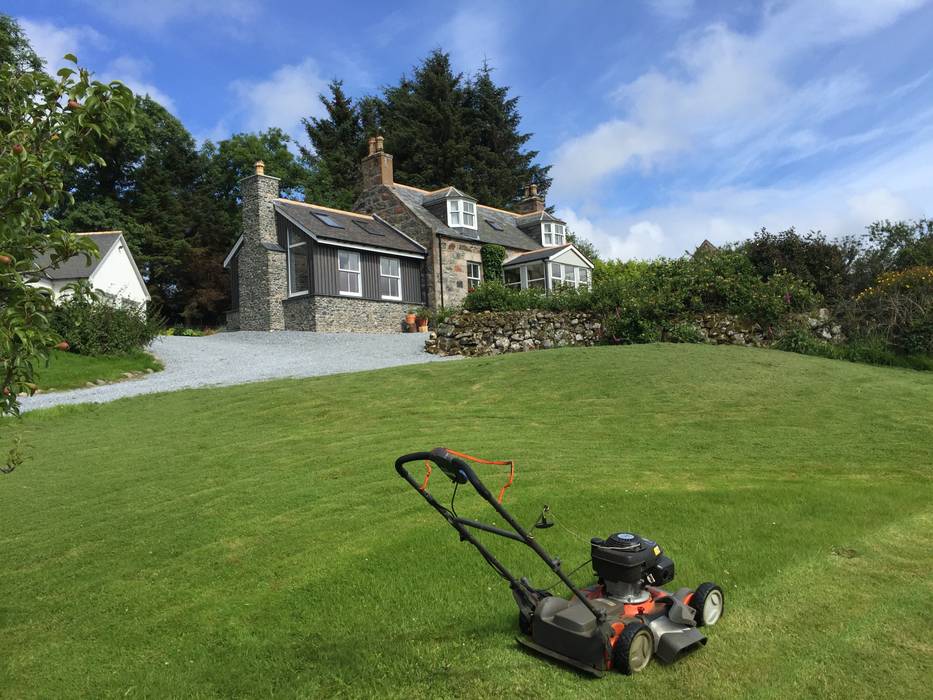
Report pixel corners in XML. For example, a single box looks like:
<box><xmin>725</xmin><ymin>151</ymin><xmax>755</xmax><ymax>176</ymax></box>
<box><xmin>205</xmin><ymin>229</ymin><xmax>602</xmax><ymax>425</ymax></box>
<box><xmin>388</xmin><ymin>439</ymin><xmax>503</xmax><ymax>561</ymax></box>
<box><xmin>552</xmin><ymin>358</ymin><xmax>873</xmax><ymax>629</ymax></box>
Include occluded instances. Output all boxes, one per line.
<box><xmin>405</xmin><ymin>313</ymin><xmax>417</xmax><ymax>326</ymax></box>
<box><xmin>418</xmin><ymin>323</ymin><xmax>429</xmax><ymax>333</ymax></box>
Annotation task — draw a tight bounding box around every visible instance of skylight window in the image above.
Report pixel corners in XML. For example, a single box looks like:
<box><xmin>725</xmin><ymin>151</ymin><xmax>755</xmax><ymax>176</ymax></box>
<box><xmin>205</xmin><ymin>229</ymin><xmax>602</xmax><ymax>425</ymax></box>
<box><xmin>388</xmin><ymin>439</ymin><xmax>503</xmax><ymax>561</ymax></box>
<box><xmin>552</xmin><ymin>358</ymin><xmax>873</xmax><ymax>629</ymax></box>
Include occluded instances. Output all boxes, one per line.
<box><xmin>313</xmin><ymin>211</ymin><xmax>344</xmax><ymax>228</ymax></box>
<box><xmin>447</xmin><ymin>199</ymin><xmax>477</xmax><ymax>231</ymax></box>
<box><xmin>354</xmin><ymin>220</ymin><xmax>384</xmax><ymax>236</ymax></box>
<box><xmin>485</xmin><ymin>218</ymin><xmax>504</xmax><ymax>231</ymax></box>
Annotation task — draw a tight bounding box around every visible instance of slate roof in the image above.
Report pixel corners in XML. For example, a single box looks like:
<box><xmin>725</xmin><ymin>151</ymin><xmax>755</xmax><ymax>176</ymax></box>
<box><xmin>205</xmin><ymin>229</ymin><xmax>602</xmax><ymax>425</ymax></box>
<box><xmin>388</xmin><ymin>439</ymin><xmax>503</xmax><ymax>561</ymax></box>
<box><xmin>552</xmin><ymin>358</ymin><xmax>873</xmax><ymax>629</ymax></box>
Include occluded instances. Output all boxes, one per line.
<box><xmin>502</xmin><ymin>244</ymin><xmax>575</xmax><ymax>267</ymax></box>
<box><xmin>275</xmin><ymin>199</ymin><xmax>425</xmax><ymax>255</ymax></box>
<box><xmin>35</xmin><ymin>232</ymin><xmax>122</xmax><ymax>279</ymax></box>
<box><xmin>390</xmin><ymin>184</ymin><xmax>546</xmax><ymax>251</ymax></box>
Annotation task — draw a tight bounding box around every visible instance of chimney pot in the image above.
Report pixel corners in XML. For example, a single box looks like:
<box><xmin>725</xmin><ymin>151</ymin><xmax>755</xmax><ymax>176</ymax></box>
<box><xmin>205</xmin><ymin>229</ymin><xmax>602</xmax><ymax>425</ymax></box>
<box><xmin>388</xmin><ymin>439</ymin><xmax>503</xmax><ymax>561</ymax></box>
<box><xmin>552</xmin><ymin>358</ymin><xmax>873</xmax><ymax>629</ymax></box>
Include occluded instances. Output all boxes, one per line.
<box><xmin>529</xmin><ymin>183</ymin><xmax>538</xmax><ymax>196</ymax></box>
<box><xmin>375</xmin><ymin>135</ymin><xmax>384</xmax><ymax>152</ymax></box>
<box><xmin>368</xmin><ymin>137</ymin><xmax>377</xmax><ymax>155</ymax></box>
<box><xmin>254</xmin><ymin>160</ymin><xmax>265</xmax><ymax>176</ymax></box>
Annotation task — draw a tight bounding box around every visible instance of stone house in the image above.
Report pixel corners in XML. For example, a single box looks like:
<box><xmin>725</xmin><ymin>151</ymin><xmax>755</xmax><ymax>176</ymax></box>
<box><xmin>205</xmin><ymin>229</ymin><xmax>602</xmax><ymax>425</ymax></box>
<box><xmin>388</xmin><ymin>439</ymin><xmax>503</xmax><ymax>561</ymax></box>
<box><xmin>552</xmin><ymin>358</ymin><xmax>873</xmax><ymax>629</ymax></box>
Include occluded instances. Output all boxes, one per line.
<box><xmin>224</xmin><ymin>137</ymin><xmax>593</xmax><ymax>332</ymax></box>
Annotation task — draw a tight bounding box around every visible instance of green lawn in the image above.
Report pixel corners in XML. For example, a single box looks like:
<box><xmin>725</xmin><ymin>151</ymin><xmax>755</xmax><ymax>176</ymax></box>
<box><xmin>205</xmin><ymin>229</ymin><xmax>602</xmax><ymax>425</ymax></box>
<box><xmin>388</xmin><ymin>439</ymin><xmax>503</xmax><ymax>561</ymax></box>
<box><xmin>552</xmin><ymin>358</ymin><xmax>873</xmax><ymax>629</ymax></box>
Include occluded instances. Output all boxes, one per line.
<box><xmin>1</xmin><ymin>344</ymin><xmax>931</xmax><ymax>698</ymax></box>
<box><xmin>36</xmin><ymin>349</ymin><xmax>162</xmax><ymax>391</ymax></box>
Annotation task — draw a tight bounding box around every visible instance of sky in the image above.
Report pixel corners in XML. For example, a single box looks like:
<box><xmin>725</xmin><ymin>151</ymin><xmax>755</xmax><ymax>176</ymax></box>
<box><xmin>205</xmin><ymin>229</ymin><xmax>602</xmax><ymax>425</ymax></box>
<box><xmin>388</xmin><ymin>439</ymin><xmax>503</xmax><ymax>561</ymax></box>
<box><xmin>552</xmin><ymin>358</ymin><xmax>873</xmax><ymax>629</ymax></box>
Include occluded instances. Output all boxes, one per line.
<box><xmin>8</xmin><ymin>0</ymin><xmax>933</xmax><ymax>259</ymax></box>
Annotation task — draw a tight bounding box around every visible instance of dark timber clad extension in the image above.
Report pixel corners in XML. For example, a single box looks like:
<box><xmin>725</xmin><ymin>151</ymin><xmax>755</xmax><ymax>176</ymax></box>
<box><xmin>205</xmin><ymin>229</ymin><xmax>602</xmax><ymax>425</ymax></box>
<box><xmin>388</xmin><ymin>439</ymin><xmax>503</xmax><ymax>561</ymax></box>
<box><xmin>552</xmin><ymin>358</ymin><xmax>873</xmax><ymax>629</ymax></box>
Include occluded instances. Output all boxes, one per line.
<box><xmin>310</xmin><ymin>242</ymin><xmax>423</xmax><ymax>304</ymax></box>
<box><xmin>276</xmin><ymin>214</ymin><xmax>424</xmax><ymax>305</ymax></box>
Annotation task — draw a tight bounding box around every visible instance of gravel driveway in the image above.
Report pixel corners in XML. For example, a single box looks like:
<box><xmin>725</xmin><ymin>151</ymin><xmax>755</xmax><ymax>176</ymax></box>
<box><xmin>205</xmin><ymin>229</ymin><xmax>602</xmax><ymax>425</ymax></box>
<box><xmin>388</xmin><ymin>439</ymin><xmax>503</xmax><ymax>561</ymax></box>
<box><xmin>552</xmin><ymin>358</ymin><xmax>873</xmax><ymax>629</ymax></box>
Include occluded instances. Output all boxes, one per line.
<box><xmin>21</xmin><ymin>332</ymin><xmax>454</xmax><ymax>413</ymax></box>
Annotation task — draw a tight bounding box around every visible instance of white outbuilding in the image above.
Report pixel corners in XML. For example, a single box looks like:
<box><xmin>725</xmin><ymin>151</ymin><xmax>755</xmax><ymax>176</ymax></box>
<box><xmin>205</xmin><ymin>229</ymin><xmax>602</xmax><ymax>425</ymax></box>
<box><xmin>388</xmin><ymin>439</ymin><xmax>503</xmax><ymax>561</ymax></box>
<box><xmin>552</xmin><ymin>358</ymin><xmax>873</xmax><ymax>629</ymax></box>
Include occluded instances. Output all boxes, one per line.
<box><xmin>33</xmin><ymin>231</ymin><xmax>150</xmax><ymax>307</ymax></box>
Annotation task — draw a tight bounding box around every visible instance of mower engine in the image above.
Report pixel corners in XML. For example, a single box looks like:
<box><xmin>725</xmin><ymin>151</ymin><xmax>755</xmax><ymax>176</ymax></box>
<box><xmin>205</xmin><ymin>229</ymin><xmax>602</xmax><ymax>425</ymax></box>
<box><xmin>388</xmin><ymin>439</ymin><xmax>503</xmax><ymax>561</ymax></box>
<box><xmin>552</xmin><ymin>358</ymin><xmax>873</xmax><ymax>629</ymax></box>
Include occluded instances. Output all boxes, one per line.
<box><xmin>590</xmin><ymin>532</ymin><xmax>675</xmax><ymax>603</ymax></box>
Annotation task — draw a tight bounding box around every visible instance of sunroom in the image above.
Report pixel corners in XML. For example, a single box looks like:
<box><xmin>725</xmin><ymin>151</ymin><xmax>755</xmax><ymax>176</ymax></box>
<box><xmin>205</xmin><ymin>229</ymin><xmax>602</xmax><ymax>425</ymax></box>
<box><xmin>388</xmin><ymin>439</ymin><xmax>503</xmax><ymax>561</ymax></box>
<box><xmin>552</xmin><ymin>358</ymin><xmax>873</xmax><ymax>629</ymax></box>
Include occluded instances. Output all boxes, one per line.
<box><xmin>502</xmin><ymin>244</ymin><xmax>594</xmax><ymax>292</ymax></box>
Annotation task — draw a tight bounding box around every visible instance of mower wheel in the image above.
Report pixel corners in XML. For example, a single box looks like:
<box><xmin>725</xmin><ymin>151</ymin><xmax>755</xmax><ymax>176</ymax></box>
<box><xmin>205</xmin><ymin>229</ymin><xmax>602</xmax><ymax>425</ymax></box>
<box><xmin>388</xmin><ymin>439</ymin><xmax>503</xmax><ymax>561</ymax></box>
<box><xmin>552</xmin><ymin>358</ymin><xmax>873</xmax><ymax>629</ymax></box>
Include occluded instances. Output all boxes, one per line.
<box><xmin>612</xmin><ymin>622</ymin><xmax>654</xmax><ymax>675</ymax></box>
<box><xmin>691</xmin><ymin>582</ymin><xmax>724</xmax><ymax>627</ymax></box>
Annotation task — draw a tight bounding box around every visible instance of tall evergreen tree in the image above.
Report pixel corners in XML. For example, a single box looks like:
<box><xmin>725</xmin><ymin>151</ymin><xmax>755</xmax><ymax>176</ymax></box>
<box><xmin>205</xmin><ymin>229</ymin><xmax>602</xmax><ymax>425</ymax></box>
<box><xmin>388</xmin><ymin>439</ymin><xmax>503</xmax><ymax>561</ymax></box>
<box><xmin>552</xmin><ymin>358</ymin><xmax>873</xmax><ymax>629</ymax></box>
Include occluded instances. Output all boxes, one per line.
<box><xmin>379</xmin><ymin>50</ymin><xmax>471</xmax><ymax>191</ymax></box>
<box><xmin>298</xmin><ymin>52</ymin><xmax>551</xmax><ymax>210</ymax></box>
<box><xmin>0</xmin><ymin>14</ymin><xmax>43</xmax><ymax>74</ymax></box>
<box><xmin>462</xmin><ymin>62</ymin><xmax>551</xmax><ymax>208</ymax></box>
<box><xmin>300</xmin><ymin>81</ymin><xmax>366</xmax><ymax>210</ymax></box>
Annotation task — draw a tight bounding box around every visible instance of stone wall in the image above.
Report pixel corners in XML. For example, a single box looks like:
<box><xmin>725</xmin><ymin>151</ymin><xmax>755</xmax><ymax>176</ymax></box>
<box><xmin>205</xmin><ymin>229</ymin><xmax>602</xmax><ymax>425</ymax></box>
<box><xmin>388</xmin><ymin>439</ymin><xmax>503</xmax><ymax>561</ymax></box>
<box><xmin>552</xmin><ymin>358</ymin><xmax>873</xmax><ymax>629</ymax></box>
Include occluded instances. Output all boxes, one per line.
<box><xmin>439</xmin><ymin>239</ymin><xmax>483</xmax><ymax>308</ymax></box>
<box><xmin>425</xmin><ymin>308</ymin><xmax>843</xmax><ymax>356</ymax></box>
<box><xmin>425</xmin><ymin>310</ymin><xmax>601</xmax><ymax>356</ymax></box>
<box><xmin>281</xmin><ymin>295</ymin><xmax>408</xmax><ymax>333</ymax></box>
<box><xmin>691</xmin><ymin>308</ymin><xmax>844</xmax><ymax>347</ymax></box>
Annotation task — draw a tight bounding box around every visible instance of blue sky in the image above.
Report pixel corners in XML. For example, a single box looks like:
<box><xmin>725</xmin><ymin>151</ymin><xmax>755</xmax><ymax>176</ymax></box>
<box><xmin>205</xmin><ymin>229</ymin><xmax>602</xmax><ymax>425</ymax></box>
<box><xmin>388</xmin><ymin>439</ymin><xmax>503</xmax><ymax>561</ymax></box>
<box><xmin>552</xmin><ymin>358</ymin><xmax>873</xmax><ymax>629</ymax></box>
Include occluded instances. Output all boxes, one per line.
<box><xmin>10</xmin><ymin>0</ymin><xmax>933</xmax><ymax>258</ymax></box>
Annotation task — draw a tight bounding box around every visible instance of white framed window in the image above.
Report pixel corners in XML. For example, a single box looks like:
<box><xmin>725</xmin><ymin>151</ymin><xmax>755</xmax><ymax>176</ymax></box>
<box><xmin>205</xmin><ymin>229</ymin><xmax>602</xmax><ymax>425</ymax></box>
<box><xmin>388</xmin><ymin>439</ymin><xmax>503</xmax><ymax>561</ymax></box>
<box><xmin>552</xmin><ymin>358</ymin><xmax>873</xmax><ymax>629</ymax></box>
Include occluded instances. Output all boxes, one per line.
<box><xmin>504</xmin><ymin>267</ymin><xmax>522</xmax><ymax>289</ymax></box>
<box><xmin>287</xmin><ymin>230</ymin><xmax>309</xmax><ymax>296</ymax></box>
<box><xmin>526</xmin><ymin>261</ymin><xmax>546</xmax><ymax>289</ymax></box>
<box><xmin>379</xmin><ymin>256</ymin><xmax>401</xmax><ymax>300</ymax></box>
<box><xmin>338</xmin><ymin>250</ymin><xmax>361</xmax><ymax>296</ymax></box>
<box><xmin>543</xmin><ymin>223</ymin><xmax>566</xmax><ymax>246</ymax></box>
<box><xmin>447</xmin><ymin>199</ymin><xmax>477</xmax><ymax>230</ymax></box>
<box><xmin>467</xmin><ymin>261</ymin><xmax>482</xmax><ymax>290</ymax></box>
<box><xmin>551</xmin><ymin>263</ymin><xmax>590</xmax><ymax>290</ymax></box>
<box><xmin>578</xmin><ymin>267</ymin><xmax>590</xmax><ymax>289</ymax></box>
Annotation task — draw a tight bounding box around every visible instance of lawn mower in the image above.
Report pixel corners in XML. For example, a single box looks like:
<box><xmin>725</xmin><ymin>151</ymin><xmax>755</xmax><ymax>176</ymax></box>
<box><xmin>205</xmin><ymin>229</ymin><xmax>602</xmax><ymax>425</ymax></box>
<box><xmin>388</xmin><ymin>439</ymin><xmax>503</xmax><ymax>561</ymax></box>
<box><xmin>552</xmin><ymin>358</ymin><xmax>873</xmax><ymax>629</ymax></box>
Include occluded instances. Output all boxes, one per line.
<box><xmin>395</xmin><ymin>447</ymin><xmax>725</xmax><ymax>676</ymax></box>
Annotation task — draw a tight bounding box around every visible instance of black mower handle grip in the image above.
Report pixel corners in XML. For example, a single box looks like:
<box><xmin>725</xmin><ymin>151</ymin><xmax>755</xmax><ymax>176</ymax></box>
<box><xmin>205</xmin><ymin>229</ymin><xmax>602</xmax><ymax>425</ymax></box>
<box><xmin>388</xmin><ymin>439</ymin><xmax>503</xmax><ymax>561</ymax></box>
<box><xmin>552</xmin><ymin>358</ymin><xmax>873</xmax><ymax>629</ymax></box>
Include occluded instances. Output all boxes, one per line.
<box><xmin>395</xmin><ymin>448</ymin><xmax>470</xmax><ymax>485</ymax></box>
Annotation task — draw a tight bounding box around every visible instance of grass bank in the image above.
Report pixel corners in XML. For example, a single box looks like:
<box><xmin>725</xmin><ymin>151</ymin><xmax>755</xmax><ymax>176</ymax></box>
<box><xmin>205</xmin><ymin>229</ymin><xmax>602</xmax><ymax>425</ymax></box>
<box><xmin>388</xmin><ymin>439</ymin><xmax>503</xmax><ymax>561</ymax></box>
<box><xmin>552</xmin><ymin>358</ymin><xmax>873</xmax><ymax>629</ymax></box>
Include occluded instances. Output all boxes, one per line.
<box><xmin>1</xmin><ymin>344</ymin><xmax>931</xmax><ymax>698</ymax></box>
<box><xmin>35</xmin><ymin>349</ymin><xmax>162</xmax><ymax>391</ymax></box>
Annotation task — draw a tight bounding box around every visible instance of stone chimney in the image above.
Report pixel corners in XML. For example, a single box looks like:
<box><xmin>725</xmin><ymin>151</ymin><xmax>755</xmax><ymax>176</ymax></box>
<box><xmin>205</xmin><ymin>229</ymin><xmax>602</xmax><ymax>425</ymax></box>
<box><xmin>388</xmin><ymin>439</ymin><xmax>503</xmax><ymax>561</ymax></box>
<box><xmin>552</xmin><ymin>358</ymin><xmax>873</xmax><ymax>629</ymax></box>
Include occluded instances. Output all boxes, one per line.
<box><xmin>361</xmin><ymin>135</ymin><xmax>393</xmax><ymax>189</ymax></box>
<box><xmin>514</xmin><ymin>182</ymin><xmax>545</xmax><ymax>214</ymax></box>
<box><xmin>238</xmin><ymin>161</ymin><xmax>286</xmax><ymax>330</ymax></box>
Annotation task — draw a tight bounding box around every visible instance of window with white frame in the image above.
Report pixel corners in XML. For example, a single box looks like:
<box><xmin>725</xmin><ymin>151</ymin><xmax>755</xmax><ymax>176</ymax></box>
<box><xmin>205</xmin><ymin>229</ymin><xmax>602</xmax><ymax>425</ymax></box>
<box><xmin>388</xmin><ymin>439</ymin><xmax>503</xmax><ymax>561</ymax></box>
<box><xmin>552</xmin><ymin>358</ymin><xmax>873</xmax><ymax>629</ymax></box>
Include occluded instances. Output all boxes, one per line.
<box><xmin>467</xmin><ymin>261</ymin><xmax>482</xmax><ymax>290</ymax></box>
<box><xmin>379</xmin><ymin>256</ymin><xmax>401</xmax><ymax>300</ymax></box>
<box><xmin>338</xmin><ymin>250</ymin><xmax>361</xmax><ymax>296</ymax></box>
<box><xmin>287</xmin><ymin>230</ymin><xmax>309</xmax><ymax>296</ymax></box>
<box><xmin>526</xmin><ymin>261</ymin><xmax>546</xmax><ymax>289</ymax></box>
<box><xmin>578</xmin><ymin>267</ymin><xmax>590</xmax><ymax>288</ymax></box>
<box><xmin>447</xmin><ymin>199</ymin><xmax>477</xmax><ymax>230</ymax></box>
<box><xmin>551</xmin><ymin>262</ymin><xmax>591</xmax><ymax>290</ymax></box>
<box><xmin>541</xmin><ymin>223</ymin><xmax>567</xmax><ymax>247</ymax></box>
<box><xmin>504</xmin><ymin>267</ymin><xmax>522</xmax><ymax>288</ymax></box>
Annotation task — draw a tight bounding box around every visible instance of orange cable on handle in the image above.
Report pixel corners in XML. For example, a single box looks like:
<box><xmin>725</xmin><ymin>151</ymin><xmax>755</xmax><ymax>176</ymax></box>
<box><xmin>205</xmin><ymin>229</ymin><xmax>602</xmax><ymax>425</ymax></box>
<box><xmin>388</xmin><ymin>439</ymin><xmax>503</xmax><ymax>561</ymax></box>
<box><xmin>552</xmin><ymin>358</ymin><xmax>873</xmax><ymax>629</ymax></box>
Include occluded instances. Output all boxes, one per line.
<box><xmin>420</xmin><ymin>459</ymin><xmax>432</xmax><ymax>492</ymax></box>
<box><xmin>446</xmin><ymin>449</ymin><xmax>515</xmax><ymax>503</ymax></box>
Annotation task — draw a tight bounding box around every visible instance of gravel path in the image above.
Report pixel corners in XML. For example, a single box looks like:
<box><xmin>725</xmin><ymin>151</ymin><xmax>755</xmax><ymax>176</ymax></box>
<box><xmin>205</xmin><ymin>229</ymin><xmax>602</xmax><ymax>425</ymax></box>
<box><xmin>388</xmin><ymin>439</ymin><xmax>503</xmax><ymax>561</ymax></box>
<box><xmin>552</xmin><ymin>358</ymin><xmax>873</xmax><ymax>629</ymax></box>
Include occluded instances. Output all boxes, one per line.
<box><xmin>21</xmin><ymin>332</ymin><xmax>455</xmax><ymax>413</ymax></box>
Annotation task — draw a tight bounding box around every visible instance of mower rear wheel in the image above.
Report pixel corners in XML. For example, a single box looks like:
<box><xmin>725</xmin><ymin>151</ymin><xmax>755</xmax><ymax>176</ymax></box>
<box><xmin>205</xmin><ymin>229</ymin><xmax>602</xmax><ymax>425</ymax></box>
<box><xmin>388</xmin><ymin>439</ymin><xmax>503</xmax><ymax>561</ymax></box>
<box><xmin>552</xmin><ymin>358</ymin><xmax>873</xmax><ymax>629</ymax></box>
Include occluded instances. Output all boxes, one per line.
<box><xmin>691</xmin><ymin>582</ymin><xmax>724</xmax><ymax>627</ymax></box>
<box><xmin>612</xmin><ymin>622</ymin><xmax>654</xmax><ymax>675</ymax></box>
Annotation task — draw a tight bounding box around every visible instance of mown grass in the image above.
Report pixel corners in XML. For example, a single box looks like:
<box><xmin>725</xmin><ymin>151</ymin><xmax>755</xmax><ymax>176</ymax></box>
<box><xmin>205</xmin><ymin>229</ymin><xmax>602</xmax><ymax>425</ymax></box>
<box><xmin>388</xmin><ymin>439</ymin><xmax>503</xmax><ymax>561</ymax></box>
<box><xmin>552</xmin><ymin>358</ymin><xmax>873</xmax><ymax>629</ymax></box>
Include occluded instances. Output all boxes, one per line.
<box><xmin>1</xmin><ymin>344</ymin><xmax>931</xmax><ymax>698</ymax></box>
<box><xmin>35</xmin><ymin>349</ymin><xmax>162</xmax><ymax>391</ymax></box>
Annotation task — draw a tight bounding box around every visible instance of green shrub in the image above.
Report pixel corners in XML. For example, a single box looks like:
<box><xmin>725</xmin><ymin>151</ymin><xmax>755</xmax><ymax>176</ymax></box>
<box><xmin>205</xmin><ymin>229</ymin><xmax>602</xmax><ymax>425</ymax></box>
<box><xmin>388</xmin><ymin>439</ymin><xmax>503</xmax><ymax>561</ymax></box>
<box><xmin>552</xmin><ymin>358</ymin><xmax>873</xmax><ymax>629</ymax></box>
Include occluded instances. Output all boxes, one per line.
<box><xmin>463</xmin><ymin>281</ymin><xmax>591</xmax><ymax>313</ymax></box>
<box><xmin>664</xmin><ymin>321</ymin><xmax>705</xmax><ymax>344</ymax></box>
<box><xmin>847</xmin><ymin>266</ymin><xmax>933</xmax><ymax>355</ymax></box>
<box><xmin>51</xmin><ymin>291</ymin><xmax>162</xmax><ymax>355</ymax></box>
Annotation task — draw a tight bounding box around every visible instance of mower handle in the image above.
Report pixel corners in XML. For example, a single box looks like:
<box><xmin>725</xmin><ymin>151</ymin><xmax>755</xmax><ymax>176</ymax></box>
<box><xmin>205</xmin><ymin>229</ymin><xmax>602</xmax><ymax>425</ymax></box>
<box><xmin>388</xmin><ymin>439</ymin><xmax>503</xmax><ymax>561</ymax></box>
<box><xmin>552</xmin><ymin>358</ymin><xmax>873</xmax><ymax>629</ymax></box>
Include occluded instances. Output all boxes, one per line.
<box><xmin>395</xmin><ymin>447</ymin><xmax>607</xmax><ymax>625</ymax></box>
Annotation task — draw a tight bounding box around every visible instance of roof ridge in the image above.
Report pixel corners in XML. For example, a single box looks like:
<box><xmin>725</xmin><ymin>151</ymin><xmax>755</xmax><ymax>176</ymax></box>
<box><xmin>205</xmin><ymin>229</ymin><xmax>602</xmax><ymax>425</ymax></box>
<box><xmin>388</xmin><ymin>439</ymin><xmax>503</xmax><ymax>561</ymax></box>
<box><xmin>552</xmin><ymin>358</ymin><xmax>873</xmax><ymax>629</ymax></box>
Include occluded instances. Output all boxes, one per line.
<box><xmin>75</xmin><ymin>230</ymin><xmax>123</xmax><ymax>236</ymax></box>
<box><xmin>392</xmin><ymin>182</ymin><xmax>529</xmax><ymax>218</ymax></box>
<box><xmin>275</xmin><ymin>198</ymin><xmax>373</xmax><ymax>221</ymax></box>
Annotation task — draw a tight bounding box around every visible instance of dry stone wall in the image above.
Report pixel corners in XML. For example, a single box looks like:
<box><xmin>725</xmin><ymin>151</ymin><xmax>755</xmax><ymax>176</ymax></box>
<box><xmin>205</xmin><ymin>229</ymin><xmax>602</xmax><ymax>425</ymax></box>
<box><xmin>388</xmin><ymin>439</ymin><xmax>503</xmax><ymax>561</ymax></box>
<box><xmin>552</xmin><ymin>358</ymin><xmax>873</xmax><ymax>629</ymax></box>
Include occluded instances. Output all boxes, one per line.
<box><xmin>425</xmin><ymin>310</ymin><xmax>601</xmax><ymax>356</ymax></box>
<box><xmin>426</xmin><ymin>308</ymin><xmax>844</xmax><ymax>356</ymax></box>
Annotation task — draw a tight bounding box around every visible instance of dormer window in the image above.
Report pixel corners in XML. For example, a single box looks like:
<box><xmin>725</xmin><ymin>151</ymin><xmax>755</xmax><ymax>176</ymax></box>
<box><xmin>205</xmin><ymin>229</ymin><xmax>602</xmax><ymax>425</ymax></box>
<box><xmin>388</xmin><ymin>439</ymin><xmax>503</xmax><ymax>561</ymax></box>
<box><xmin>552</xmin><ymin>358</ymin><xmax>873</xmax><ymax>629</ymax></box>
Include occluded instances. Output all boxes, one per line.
<box><xmin>447</xmin><ymin>199</ymin><xmax>477</xmax><ymax>230</ymax></box>
<box><xmin>542</xmin><ymin>223</ymin><xmax>566</xmax><ymax>246</ymax></box>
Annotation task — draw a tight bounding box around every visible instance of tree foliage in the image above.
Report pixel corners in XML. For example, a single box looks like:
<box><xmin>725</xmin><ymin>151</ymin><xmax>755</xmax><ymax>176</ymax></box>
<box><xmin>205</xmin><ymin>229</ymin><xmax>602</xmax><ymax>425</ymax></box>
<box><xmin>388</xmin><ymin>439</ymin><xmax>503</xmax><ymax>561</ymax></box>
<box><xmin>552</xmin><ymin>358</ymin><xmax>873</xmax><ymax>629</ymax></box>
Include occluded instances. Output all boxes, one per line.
<box><xmin>1</xmin><ymin>49</ymin><xmax>135</xmax><ymax>423</ymax></box>
<box><xmin>304</xmin><ymin>51</ymin><xmax>550</xmax><ymax>210</ymax></box>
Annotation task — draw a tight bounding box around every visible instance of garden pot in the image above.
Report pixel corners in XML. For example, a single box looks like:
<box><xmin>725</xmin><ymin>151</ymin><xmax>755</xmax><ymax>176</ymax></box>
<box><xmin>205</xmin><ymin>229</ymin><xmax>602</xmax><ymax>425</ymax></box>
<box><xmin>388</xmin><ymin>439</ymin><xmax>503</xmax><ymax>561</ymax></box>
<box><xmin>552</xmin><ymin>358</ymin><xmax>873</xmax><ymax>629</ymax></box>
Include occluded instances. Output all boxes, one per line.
<box><xmin>405</xmin><ymin>313</ymin><xmax>417</xmax><ymax>326</ymax></box>
<box><xmin>418</xmin><ymin>323</ymin><xmax>429</xmax><ymax>333</ymax></box>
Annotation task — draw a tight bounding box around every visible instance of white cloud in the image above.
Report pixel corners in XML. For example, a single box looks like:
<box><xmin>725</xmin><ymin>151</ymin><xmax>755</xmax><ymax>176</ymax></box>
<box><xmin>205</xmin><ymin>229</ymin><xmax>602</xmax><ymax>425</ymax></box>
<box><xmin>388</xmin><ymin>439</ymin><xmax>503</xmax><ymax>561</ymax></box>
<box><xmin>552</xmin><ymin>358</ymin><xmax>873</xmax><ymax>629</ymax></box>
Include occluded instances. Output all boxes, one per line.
<box><xmin>230</xmin><ymin>58</ymin><xmax>329</xmax><ymax>139</ymax></box>
<box><xmin>19</xmin><ymin>18</ymin><xmax>105</xmax><ymax>70</ymax></box>
<box><xmin>84</xmin><ymin>0</ymin><xmax>261</xmax><ymax>32</ymax></box>
<box><xmin>435</xmin><ymin>3</ymin><xmax>508</xmax><ymax>74</ymax></box>
<box><xmin>104</xmin><ymin>56</ymin><xmax>175</xmax><ymax>112</ymax></box>
<box><xmin>558</xmin><ymin>136</ymin><xmax>933</xmax><ymax>260</ymax></box>
<box><xmin>551</xmin><ymin>0</ymin><xmax>928</xmax><ymax>198</ymax></box>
